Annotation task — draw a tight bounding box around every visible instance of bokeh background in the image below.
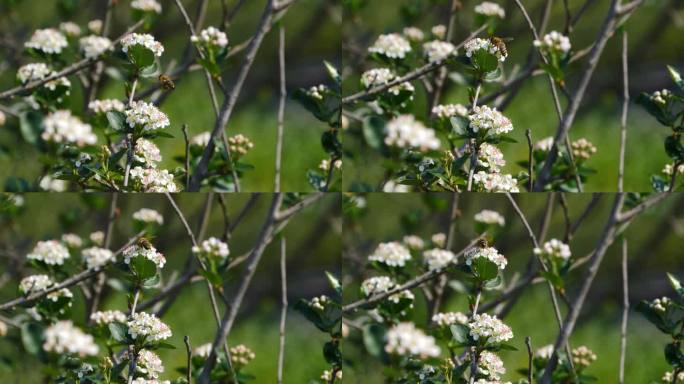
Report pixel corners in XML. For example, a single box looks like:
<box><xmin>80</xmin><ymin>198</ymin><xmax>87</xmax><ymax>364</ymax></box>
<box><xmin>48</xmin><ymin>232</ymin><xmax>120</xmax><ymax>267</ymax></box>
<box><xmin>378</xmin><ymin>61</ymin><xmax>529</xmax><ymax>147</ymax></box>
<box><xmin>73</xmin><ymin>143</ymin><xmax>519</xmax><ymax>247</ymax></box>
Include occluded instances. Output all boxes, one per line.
<box><xmin>342</xmin><ymin>0</ymin><xmax>684</xmax><ymax>192</ymax></box>
<box><xmin>0</xmin><ymin>0</ymin><xmax>341</xmax><ymax>192</ymax></box>
<box><xmin>343</xmin><ymin>192</ymin><xmax>684</xmax><ymax>382</ymax></box>
<box><xmin>0</xmin><ymin>192</ymin><xmax>342</xmax><ymax>382</ymax></box>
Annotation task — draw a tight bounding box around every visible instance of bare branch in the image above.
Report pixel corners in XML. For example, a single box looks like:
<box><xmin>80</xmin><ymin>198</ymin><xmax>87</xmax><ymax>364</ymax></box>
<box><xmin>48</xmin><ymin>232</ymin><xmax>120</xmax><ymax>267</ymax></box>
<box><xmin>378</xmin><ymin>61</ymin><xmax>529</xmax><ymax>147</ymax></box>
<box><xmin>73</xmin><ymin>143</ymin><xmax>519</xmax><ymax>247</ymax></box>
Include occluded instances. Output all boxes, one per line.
<box><xmin>277</xmin><ymin>237</ymin><xmax>288</xmax><ymax>384</ymax></box>
<box><xmin>619</xmin><ymin>238</ymin><xmax>629</xmax><ymax>384</ymax></box>
<box><xmin>618</xmin><ymin>31</ymin><xmax>629</xmax><ymax>193</ymax></box>
<box><xmin>274</xmin><ymin>26</ymin><xmax>287</xmax><ymax>192</ymax></box>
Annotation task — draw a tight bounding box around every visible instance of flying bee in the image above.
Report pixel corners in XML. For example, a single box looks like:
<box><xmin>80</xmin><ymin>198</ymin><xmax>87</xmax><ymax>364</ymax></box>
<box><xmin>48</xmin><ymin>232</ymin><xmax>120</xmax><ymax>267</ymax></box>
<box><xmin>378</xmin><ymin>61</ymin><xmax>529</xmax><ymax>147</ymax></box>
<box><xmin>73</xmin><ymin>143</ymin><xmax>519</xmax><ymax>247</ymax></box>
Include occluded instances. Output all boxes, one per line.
<box><xmin>489</xmin><ymin>36</ymin><xmax>513</xmax><ymax>57</ymax></box>
<box><xmin>158</xmin><ymin>74</ymin><xmax>175</xmax><ymax>91</ymax></box>
<box><xmin>137</xmin><ymin>237</ymin><xmax>153</xmax><ymax>249</ymax></box>
<box><xmin>476</xmin><ymin>237</ymin><xmax>489</xmax><ymax>249</ymax></box>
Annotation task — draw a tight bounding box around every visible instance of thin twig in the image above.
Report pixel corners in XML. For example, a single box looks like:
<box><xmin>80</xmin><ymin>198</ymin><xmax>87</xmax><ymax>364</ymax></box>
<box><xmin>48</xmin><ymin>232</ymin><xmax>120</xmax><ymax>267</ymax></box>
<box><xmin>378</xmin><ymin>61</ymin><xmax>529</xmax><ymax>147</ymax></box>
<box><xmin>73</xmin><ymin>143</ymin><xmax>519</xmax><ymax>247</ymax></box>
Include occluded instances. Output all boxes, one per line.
<box><xmin>274</xmin><ymin>26</ymin><xmax>287</xmax><ymax>192</ymax></box>
<box><xmin>277</xmin><ymin>237</ymin><xmax>288</xmax><ymax>384</ymax></box>
<box><xmin>184</xmin><ymin>336</ymin><xmax>192</xmax><ymax>384</ymax></box>
<box><xmin>619</xmin><ymin>238</ymin><xmax>629</xmax><ymax>384</ymax></box>
<box><xmin>618</xmin><ymin>31</ymin><xmax>629</xmax><ymax>193</ymax></box>
<box><xmin>526</xmin><ymin>129</ymin><xmax>533</xmax><ymax>191</ymax></box>
<box><xmin>526</xmin><ymin>336</ymin><xmax>533</xmax><ymax>384</ymax></box>
<box><xmin>182</xmin><ymin>124</ymin><xmax>191</xmax><ymax>190</ymax></box>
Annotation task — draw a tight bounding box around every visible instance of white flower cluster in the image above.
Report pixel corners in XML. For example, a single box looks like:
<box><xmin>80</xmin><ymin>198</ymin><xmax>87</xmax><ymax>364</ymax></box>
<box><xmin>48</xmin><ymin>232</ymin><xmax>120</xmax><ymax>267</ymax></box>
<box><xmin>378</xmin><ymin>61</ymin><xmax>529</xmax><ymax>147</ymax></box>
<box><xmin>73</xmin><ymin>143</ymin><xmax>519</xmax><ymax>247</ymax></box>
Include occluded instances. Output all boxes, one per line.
<box><xmin>17</xmin><ymin>63</ymin><xmax>51</xmax><ymax>83</ymax></box>
<box><xmin>465</xmin><ymin>246</ymin><xmax>507</xmax><ymax>270</ymax></box>
<box><xmin>360</xmin><ymin>68</ymin><xmax>414</xmax><ymax>96</ymax></box>
<box><xmin>59</xmin><ymin>22</ymin><xmax>82</xmax><ymax>37</ymax></box>
<box><xmin>465</xmin><ymin>38</ymin><xmax>507</xmax><ymax>62</ymax></box>
<box><xmin>132</xmin><ymin>0</ymin><xmax>162</xmax><ymax>13</ymax></box>
<box><xmin>474</xmin><ymin>2</ymin><xmax>505</xmax><ymax>18</ymax></box>
<box><xmin>663</xmin><ymin>371</ymin><xmax>684</xmax><ymax>383</ymax></box>
<box><xmin>321</xmin><ymin>370</ymin><xmax>343</xmax><ymax>381</ymax></box>
<box><xmin>422</xmin><ymin>248</ymin><xmax>457</xmax><ymax>270</ymax></box>
<box><xmin>422</xmin><ymin>40</ymin><xmax>456</xmax><ymax>63</ymax></box>
<box><xmin>319</xmin><ymin>158</ymin><xmax>342</xmax><ymax>172</ymax></box>
<box><xmin>82</xmin><ymin>247</ymin><xmax>115</xmax><ymax>269</ymax></box>
<box><xmin>190</xmin><ymin>131</ymin><xmax>211</xmax><ymax>147</ymax></box>
<box><xmin>571</xmin><ymin>138</ymin><xmax>597</xmax><ymax>160</ymax></box>
<box><xmin>192</xmin><ymin>237</ymin><xmax>230</xmax><ymax>260</ymax></box>
<box><xmin>402</xmin><ymin>235</ymin><xmax>425</xmax><ymax>250</ymax></box>
<box><xmin>477</xmin><ymin>143</ymin><xmax>506</xmax><ymax>172</ymax></box>
<box><xmin>368</xmin><ymin>33</ymin><xmax>412</xmax><ymax>60</ymax></box>
<box><xmin>431</xmin><ymin>25</ymin><xmax>446</xmax><ymax>40</ymax></box>
<box><xmin>310</xmin><ymin>295</ymin><xmax>331</xmax><ymax>311</ymax></box>
<box><xmin>473</xmin><ymin>171</ymin><xmax>520</xmax><ymax>193</ymax></box>
<box><xmin>385</xmin><ymin>114</ymin><xmax>440</xmax><ymax>152</ymax></box>
<box><xmin>191</xmin><ymin>26</ymin><xmax>229</xmax><ymax>49</ymax></box>
<box><xmin>361</xmin><ymin>276</ymin><xmax>394</xmax><ymax>296</ymax></box>
<box><xmin>79</xmin><ymin>35</ymin><xmax>112</xmax><ymax>58</ymax></box>
<box><xmin>28</xmin><ymin>240</ymin><xmax>70</xmax><ymax>266</ymax></box>
<box><xmin>469</xmin><ymin>105</ymin><xmax>513</xmax><ymax>135</ymax></box>
<box><xmin>228</xmin><ymin>134</ymin><xmax>254</xmax><ymax>156</ymax></box>
<box><xmin>194</xmin><ymin>343</ymin><xmax>213</xmax><ymax>359</ymax></box>
<box><xmin>90</xmin><ymin>310</ymin><xmax>127</xmax><ymax>326</ymax></box>
<box><xmin>123</xmin><ymin>244</ymin><xmax>166</xmax><ymax>269</ymax></box>
<box><xmin>382</xmin><ymin>180</ymin><xmax>410</xmax><ymax>193</ymax></box>
<box><xmin>369</xmin><ymin>241</ymin><xmax>412</xmax><ymax>267</ymax></box>
<box><xmin>403</xmin><ymin>26</ymin><xmax>425</xmax><ymax>42</ymax></box>
<box><xmin>133</xmin><ymin>208</ymin><xmax>164</xmax><ymax>225</ymax></box>
<box><xmin>432</xmin><ymin>311</ymin><xmax>468</xmax><ymax>327</ymax></box>
<box><xmin>121</xmin><ymin>33</ymin><xmax>164</xmax><ymax>57</ymax></box>
<box><xmin>468</xmin><ymin>313</ymin><xmax>513</xmax><ymax>343</ymax></box>
<box><xmin>125</xmin><ymin>100</ymin><xmax>170</xmax><ymax>132</ymax></box>
<box><xmin>40</xmin><ymin>176</ymin><xmax>67</xmax><ymax>192</ymax></box>
<box><xmin>90</xmin><ymin>231</ymin><xmax>105</xmax><ymax>246</ymax></box>
<box><xmin>306</xmin><ymin>84</ymin><xmax>328</xmax><ymax>100</ymax></box>
<box><xmin>130</xmin><ymin>167</ymin><xmax>179</xmax><ymax>192</ymax></box>
<box><xmin>62</xmin><ymin>233</ymin><xmax>83</xmax><ymax>248</ymax></box>
<box><xmin>663</xmin><ymin>163</ymin><xmax>684</xmax><ymax>176</ymax></box>
<box><xmin>432</xmin><ymin>233</ymin><xmax>446</xmax><ymax>248</ymax></box>
<box><xmin>385</xmin><ymin>322</ymin><xmax>441</xmax><ymax>358</ymax></box>
<box><xmin>42</xmin><ymin>110</ymin><xmax>97</xmax><ymax>147</ymax></box>
<box><xmin>230</xmin><ymin>344</ymin><xmax>256</xmax><ymax>368</ymax></box>
<box><xmin>25</xmin><ymin>28</ymin><xmax>68</xmax><ymax>54</ymax></box>
<box><xmin>477</xmin><ymin>351</ymin><xmax>506</xmax><ymax>379</ymax></box>
<box><xmin>650</xmin><ymin>297</ymin><xmax>671</xmax><ymax>312</ymax></box>
<box><xmin>535</xmin><ymin>344</ymin><xmax>554</xmax><ymax>360</ymax></box>
<box><xmin>571</xmin><ymin>346</ymin><xmax>597</xmax><ymax>368</ymax></box>
<box><xmin>534</xmin><ymin>136</ymin><xmax>555</xmax><ymax>152</ymax></box>
<box><xmin>89</xmin><ymin>99</ymin><xmax>125</xmax><ymax>114</ymax></box>
<box><xmin>432</xmin><ymin>103</ymin><xmax>468</xmax><ymax>120</ymax></box>
<box><xmin>88</xmin><ymin>20</ymin><xmax>103</xmax><ymax>35</ymax></box>
<box><xmin>651</xmin><ymin>89</ymin><xmax>672</xmax><ymax>105</ymax></box>
<box><xmin>474</xmin><ymin>209</ymin><xmax>505</xmax><ymax>226</ymax></box>
<box><xmin>133</xmin><ymin>349</ymin><xmax>164</xmax><ymax>378</ymax></box>
<box><xmin>134</xmin><ymin>139</ymin><xmax>163</xmax><ymax>167</ymax></box>
<box><xmin>19</xmin><ymin>274</ymin><xmax>54</xmax><ymax>294</ymax></box>
<box><xmin>534</xmin><ymin>239</ymin><xmax>571</xmax><ymax>261</ymax></box>
<box><xmin>127</xmin><ymin>312</ymin><xmax>172</xmax><ymax>342</ymax></box>
<box><xmin>43</xmin><ymin>321</ymin><xmax>99</xmax><ymax>357</ymax></box>
<box><xmin>534</xmin><ymin>31</ymin><xmax>571</xmax><ymax>55</ymax></box>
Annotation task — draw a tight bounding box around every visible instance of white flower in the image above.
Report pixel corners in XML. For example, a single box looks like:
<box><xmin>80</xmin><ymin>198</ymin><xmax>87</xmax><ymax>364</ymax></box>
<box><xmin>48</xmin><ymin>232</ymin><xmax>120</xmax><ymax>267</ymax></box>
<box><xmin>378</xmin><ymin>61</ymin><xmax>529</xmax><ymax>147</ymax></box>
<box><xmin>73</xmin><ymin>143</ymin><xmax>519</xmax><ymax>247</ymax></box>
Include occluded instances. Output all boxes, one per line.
<box><xmin>0</xmin><ymin>110</ymin><xmax>5</xmax><ymax>126</ymax></box>
<box><xmin>90</xmin><ymin>231</ymin><xmax>105</xmax><ymax>246</ymax></box>
<box><xmin>134</xmin><ymin>139</ymin><xmax>163</xmax><ymax>167</ymax></box>
<box><xmin>121</xmin><ymin>33</ymin><xmax>164</xmax><ymax>57</ymax></box>
<box><xmin>385</xmin><ymin>322</ymin><xmax>441</xmax><ymax>358</ymax></box>
<box><xmin>423</xmin><ymin>248</ymin><xmax>457</xmax><ymax>270</ymax></box>
<box><xmin>432</xmin><ymin>233</ymin><xmax>446</xmax><ymax>248</ymax></box>
<box><xmin>134</xmin><ymin>349</ymin><xmax>164</xmax><ymax>378</ymax></box>
<box><xmin>59</xmin><ymin>22</ymin><xmax>82</xmax><ymax>37</ymax></box>
<box><xmin>89</xmin><ymin>99</ymin><xmax>125</xmax><ymax>114</ymax></box>
<box><xmin>474</xmin><ymin>210</ymin><xmax>505</xmax><ymax>226</ymax></box>
<box><xmin>478</xmin><ymin>143</ymin><xmax>506</xmax><ymax>172</ymax></box>
<box><xmin>534</xmin><ymin>31</ymin><xmax>571</xmax><ymax>55</ymax></box>
<box><xmin>469</xmin><ymin>105</ymin><xmax>513</xmax><ymax>135</ymax></box>
<box><xmin>465</xmin><ymin>38</ymin><xmax>507</xmax><ymax>62</ymax></box>
<box><xmin>402</xmin><ymin>235</ymin><xmax>425</xmax><ymax>250</ymax></box>
<box><xmin>534</xmin><ymin>136</ymin><xmax>554</xmax><ymax>152</ymax></box>
<box><xmin>0</xmin><ymin>321</ymin><xmax>7</xmax><ymax>337</ymax></box>
<box><xmin>465</xmin><ymin>246</ymin><xmax>507</xmax><ymax>270</ymax></box>
<box><xmin>368</xmin><ymin>33</ymin><xmax>412</xmax><ymax>59</ymax></box>
<box><xmin>321</xmin><ymin>369</ymin><xmax>343</xmax><ymax>381</ymax></box>
<box><xmin>79</xmin><ymin>35</ymin><xmax>112</xmax><ymax>58</ymax></box>
<box><xmin>228</xmin><ymin>134</ymin><xmax>254</xmax><ymax>156</ymax></box>
<box><xmin>90</xmin><ymin>310</ymin><xmax>127</xmax><ymax>325</ymax></box>
<box><xmin>191</xmin><ymin>26</ymin><xmax>228</xmax><ymax>49</ymax></box>
<box><xmin>571</xmin><ymin>138</ymin><xmax>597</xmax><ymax>160</ymax></box>
<box><xmin>423</xmin><ymin>40</ymin><xmax>456</xmax><ymax>63</ymax></box>
<box><xmin>431</xmin><ymin>25</ymin><xmax>446</xmax><ymax>40</ymax></box>
<box><xmin>125</xmin><ymin>100</ymin><xmax>170</xmax><ymax>132</ymax></box>
<box><xmin>361</xmin><ymin>276</ymin><xmax>395</xmax><ymax>297</ymax></box>
<box><xmin>369</xmin><ymin>242</ymin><xmax>412</xmax><ymax>267</ymax></box>
<box><xmin>385</xmin><ymin>114</ymin><xmax>440</xmax><ymax>151</ymax></box>
<box><xmin>474</xmin><ymin>2</ymin><xmax>505</xmax><ymax>18</ymax></box>
<box><xmin>534</xmin><ymin>239</ymin><xmax>571</xmax><ymax>261</ymax></box>
<box><xmin>663</xmin><ymin>163</ymin><xmax>684</xmax><ymax>176</ymax></box>
<box><xmin>19</xmin><ymin>274</ymin><xmax>54</xmax><ymax>294</ymax></box>
<box><xmin>42</xmin><ymin>110</ymin><xmax>97</xmax><ymax>147</ymax></box>
<box><xmin>307</xmin><ymin>84</ymin><xmax>328</xmax><ymax>100</ymax></box>
<box><xmin>46</xmin><ymin>287</ymin><xmax>73</xmax><ymax>304</ymax></box>
<box><xmin>128</xmin><ymin>312</ymin><xmax>172</xmax><ymax>342</ymax></box>
<box><xmin>478</xmin><ymin>351</ymin><xmax>506</xmax><ymax>379</ymax></box>
<box><xmin>473</xmin><ymin>171</ymin><xmax>520</xmax><ymax>193</ymax></box>
<box><xmin>25</xmin><ymin>28</ymin><xmax>68</xmax><ymax>54</ymax></box>
<box><xmin>190</xmin><ymin>131</ymin><xmax>211</xmax><ymax>147</ymax></box>
<box><xmin>133</xmin><ymin>208</ymin><xmax>164</xmax><ymax>225</ymax></box>
<box><xmin>310</xmin><ymin>295</ymin><xmax>331</xmax><ymax>311</ymax></box>
<box><xmin>651</xmin><ymin>89</ymin><xmax>672</xmax><ymax>105</ymax></box>
<box><xmin>535</xmin><ymin>344</ymin><xmax>554</xmax><ymax>360</ymax></box>
<box><xmin>382</xmin><ymin>180</ymin><xmax>410</xmax><ymax>193</ymax></box>
<box><xmin>432</xmin><ymin>311</ymin><xmax>468</xmax><ymax>327</ymax></box>
<box><xmin>62</xmin><ymin>233</ymin><xmax>83</xmax><ymax>248</ymax></box>
<box><xmin>432</xmin><ymin>104</ymin><xmax>468</xmax><ymax>119</ymax></box>
<box><xmin>129</xmin><ymin>167</ymin><xmax>179</xmax><ymax>192</ymax></box>
<box><xmin>403</xmin><ymin>26</ymin><xmax>424</xmax><ymax>42</ymax></box>
<box><xmin>132</xmin><ymin>0</ymin><xmax>162</xmax><ymax>13</ymax></box>
<box><xmin>194</xmin><ymin>343</ymin><xmax>213</xmax><ymax>358</ymax></box>
<box><xmin>468</xmin><ymin>313</ymin><xmax>513</xmax><ymax>343</ymax></box>
<box><xmin>88</xmin><ymin>19</ymin><xmax>103</xmax><ymax>35</ymax></box>
<box><xmin>17</xmin><ymin>63</ymin><xmax>51</xmax><ymax>83</ymax></box>
<box><xmin>28</xmin><ymin>240</ymin><xmax>70</xmax><ymax>266</ymax></box>
<box><xmin>82</xmin><ymin>247</ymin><xmax>115</xmax><ymax>269</ymax></box>
<box><xmin>571</xmin><ymin>346</ymin><xmax>597</xmax><ymax>368</ymax></box>
<box><xmin>663</xmin><ymin>371</ymin><xmax>684</xmax><ymax>383</ymax></box>
<box><xmin>123</xmin><ymin>244</ymin><xmax>166</xmax><ymax>269</ymax></box>
<box><xmin>192</xmin><ymin>237</ymin><xmax>230</xmax><ymax>260</ymax></box>
<box><xmin>361</xmin><ymin>68</ymin><xmax>394</xmax><ymax>88</ymax></box>
<box><xmin>230</xmin><ymin>344</ymin><xmax>256</xmax><ymax>368</ymax></box>
<box><xmin>650</xmin><ymin>297</ymin><xmax>671</xmax><ymax>312</ymax></box>
<box><xmin>319</xmin><ymin>158</ymin><xmax>342</xmax><ymax>172</ymax></box>
<box><xmin>44</xmin><ymin>321</ymin><xmax>99</xmax><ymax>357</ymax></box>
<box><xmin>39</xmin><ymin>175</ymin><xmax>68</xmax><ymax>192</ymax></box>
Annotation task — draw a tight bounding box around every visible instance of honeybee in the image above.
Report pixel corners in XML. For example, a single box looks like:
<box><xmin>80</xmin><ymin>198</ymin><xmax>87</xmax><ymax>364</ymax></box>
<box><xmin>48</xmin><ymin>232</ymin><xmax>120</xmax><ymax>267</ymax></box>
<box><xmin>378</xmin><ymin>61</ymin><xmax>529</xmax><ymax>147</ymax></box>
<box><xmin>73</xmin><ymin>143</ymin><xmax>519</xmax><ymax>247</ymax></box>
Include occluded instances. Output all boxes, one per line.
<box><xmin>489</xmin><ymin>36</ymin><xmax>513</xmax><ymax>57</ymax></box>
<box><xmin>137</xmin><ymin>237</ymin><xmax>153</xmax><ymax>249</ymax></box>
<box><xmin>158</xmin><ymin>74</ymin><xmax>175</xmax><ymax>91</ymax></box>
<box><xmin>476</xmin><ymin>237</ymin><xmax>489</xmax><ymax>248</ymax></box>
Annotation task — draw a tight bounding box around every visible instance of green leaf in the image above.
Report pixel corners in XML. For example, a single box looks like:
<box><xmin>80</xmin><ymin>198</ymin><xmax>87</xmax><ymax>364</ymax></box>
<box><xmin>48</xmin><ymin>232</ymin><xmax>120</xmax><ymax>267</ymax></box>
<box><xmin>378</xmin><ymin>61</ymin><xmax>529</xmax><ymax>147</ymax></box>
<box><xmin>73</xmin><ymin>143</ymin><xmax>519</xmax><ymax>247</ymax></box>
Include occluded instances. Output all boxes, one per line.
<box><xmin>472</xmin><ymin>257</ymin><xmax>499</xmax><ymax>281</ymax></box>
<box><xmin>450</xmin><ymin>116</ymin><xmax>468</xmax><ymax>136</ymax></box>
<box><xmin>362</xmin><ymin>116</ymin><xmax>385</xmax><ymax>149</ymax></box>
<box><xmin>321</xmin><ymin>131</ymin><xmax>342</xmax><ymax>156</ymax></box>
<box><xmin>450</xmin><ymin>323</ymin><xmax>469</xmax><ymax>344</ymax></box>
<box><xmin>19</xmin><ymin>111</ymin><xmax>43</xmax><ymax>145</ymax></box>
<box><xmin>106</xmin><ymin>111</ymin><xmax>128</xmax><ymax>132</ymax></box>
<box><xmin>131</xmin><ymin>255</ymin><xmax>158</xmax><ymax>281</ymax></box>
<box><xmin>664</xmin><ymin>135</ymin><xmax>684</xmax><ymax>160</ymax></box>
<box><xmin>362</xmin><ymin>323</ymin><xmax>386</xmax><ymax>358</ymax></box>
<box><xmin>127</xmin><ymin>44</ymin><xmax>155</xmax><ymax>68</ymax></box>
<box><xmin>635</xmin><ymin>93</ymin><xmax>675</xmax><ymax>126</ymax></box>
<box><xmin>21</xmin><ymin>322</ymin><xmax>44</xmax><ymax>355</ymax></box>
<box><xmin>108</xmin><ymin>322</ymin><xmax>128</xmax><ymax>343</ymax></box>
<box><xmin>323</xmin><ymin>340</ymin><xmax>341</xmax><ymax>365</ymax></box>
<box><xmin>665</xmin><ymin>342</ymin><xmax>684</xmax><ymax>367</ymax></box>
